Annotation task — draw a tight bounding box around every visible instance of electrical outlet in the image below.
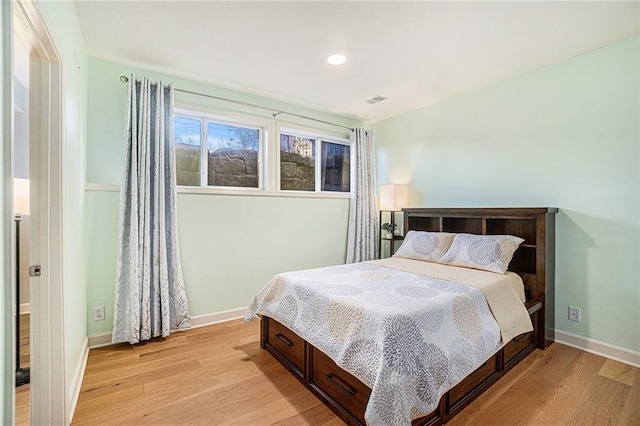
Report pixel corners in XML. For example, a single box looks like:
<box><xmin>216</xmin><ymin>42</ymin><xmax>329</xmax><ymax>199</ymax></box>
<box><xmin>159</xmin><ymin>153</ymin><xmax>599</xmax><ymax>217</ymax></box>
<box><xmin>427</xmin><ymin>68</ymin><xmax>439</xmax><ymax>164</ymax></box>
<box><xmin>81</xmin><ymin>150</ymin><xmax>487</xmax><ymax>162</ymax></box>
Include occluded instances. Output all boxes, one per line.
<box><xmin>93</xmin><ymin>305</ymin><xmax>105</xmax><ymax>321</ymax></box>
<box><xmin>568</xmin><ymin>306</ymin><xmax>582</xmax><ymax>322</ymax></box>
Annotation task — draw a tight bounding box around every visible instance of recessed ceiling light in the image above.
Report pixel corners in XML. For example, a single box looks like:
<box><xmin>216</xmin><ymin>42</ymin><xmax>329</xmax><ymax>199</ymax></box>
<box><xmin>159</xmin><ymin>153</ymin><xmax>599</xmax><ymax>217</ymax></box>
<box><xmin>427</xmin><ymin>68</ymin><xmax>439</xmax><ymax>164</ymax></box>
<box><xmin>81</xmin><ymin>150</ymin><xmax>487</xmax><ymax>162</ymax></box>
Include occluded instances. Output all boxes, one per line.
<box><xmin>327</xmin><ymin>54</ymin><xmax>347</xmax><ymax>65</ymax></box>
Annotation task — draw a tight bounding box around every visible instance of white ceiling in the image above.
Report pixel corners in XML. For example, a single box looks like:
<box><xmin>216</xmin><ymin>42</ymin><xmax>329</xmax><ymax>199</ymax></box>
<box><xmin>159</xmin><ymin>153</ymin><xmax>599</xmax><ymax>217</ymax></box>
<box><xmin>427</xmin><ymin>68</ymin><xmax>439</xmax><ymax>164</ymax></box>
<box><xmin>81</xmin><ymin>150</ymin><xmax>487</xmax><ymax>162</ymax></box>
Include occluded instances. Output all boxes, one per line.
<box><xmin>74</xmin><ymin>1</ymin><xmax>639</xmax><ymax>122</ymax></box>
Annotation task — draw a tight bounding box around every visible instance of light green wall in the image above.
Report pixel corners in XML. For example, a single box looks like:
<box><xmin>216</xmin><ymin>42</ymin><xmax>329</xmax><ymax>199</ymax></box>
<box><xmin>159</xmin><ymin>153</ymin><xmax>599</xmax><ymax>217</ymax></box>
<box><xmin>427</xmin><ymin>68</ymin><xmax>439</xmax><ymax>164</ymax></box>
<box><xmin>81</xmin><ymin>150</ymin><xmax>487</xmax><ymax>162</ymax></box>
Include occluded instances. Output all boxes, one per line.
<box><xmin>373</xmin><ymin>36</ymin><xmax>640</xmax><ymax>353</ymax></box>
<box><xmin>85</xmin><ymin>58</ymin><xmax>357</xmax><ymax>336</ymax></box>
<box><xmin>36</xmin><ymin>0</ymin><xmax>88</xmax><ymax>417</ymax></box>
<box><xmin>1</xmin><ymin>1</ymin><xmax>13</xmax><ymax>422</ymax></box>
<box><xmin>87</xmin><ymin>58</ymin><xmax>357</xmax><ymax>185</ymax></box>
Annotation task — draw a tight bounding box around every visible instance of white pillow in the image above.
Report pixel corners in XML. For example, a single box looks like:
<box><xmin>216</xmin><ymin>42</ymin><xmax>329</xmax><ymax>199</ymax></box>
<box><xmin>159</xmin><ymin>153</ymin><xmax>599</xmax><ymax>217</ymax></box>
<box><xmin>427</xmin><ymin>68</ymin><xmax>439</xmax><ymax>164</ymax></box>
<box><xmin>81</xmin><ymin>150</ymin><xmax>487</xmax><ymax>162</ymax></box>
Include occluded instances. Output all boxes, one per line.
<box><xmin>440</xmin><ymin>233</ymin><xmax>524</xmax><ymax>274</ymax></box>
<box><xmin>393</xmin><ymin>231</ymin><xmax>456</xmax><ymax>263</ymax></box>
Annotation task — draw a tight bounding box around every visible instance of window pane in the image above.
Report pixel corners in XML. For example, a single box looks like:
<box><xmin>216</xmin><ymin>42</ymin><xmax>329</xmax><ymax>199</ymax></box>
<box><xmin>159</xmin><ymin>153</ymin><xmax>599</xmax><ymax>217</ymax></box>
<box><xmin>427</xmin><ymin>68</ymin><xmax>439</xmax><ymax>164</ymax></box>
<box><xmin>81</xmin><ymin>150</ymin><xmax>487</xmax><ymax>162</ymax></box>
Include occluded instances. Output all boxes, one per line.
<box><xmin>321</xmin><ymin>142</ymin><xmax>350</xmax><ymax>192</ymax></box>
<box><xmin>207</xmin><ymin>122</ymin><xmax>259</xmax><ymax>188</ymax></box>
<box><xmin>174</xmin><ymin>116</ymin><xmax>201</xmax><ymax>186</ymax></box>
<box><xmin>280</xmin><ymin>134</ymin><xmax>315</xmax><ymax>191</ymax></box>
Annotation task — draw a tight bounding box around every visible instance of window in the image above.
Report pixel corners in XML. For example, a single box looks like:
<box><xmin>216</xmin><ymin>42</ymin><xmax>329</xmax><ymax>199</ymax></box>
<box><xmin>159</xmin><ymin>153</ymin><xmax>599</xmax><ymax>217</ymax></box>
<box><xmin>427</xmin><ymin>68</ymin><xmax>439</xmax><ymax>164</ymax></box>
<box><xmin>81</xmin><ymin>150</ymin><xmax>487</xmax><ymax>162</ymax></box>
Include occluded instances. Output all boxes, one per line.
<box><xmin>174</xmin><ymin>112</ymin><xmax>262</xmax><ymax>188</ymax></box>
<box><xmin>175</xmin><ymin>117</ymin><xmax>202</xmax><ymax>186</ymax></box>
<box><xmin>279</xmin><ymin>129</ymin><xmax>351</xmax><ymax>193</ymax></box>
<box><xmin>279</xmin><ymin>134</ymin><xmax>315</xmax><ymax>191</ymax></box>
<box><xmin>207</xmin><ymin>122</ymin><xmax>259</xmax><ymax>188</ymax></box>
<box><xmin>173</xmin><ymin>109</ymin><xmax>351</xmax><ymax>196</ymax></box>
<box><xmin>321</xmin><ymin>142</ymin><xmax>350</xmax><ymax>192</ymax></box>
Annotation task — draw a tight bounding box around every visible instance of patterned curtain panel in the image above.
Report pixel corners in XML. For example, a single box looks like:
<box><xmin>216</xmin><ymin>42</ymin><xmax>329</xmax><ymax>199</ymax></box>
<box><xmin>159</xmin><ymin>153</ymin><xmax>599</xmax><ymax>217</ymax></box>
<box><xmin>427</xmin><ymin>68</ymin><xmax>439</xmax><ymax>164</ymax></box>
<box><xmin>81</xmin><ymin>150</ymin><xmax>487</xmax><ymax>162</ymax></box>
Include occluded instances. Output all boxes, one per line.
<box><xmin>112</xmin><ymin>75</ymin><xmax>191</xmax><ymax>344</ymax></box>
<box><xmin>346</xmin><ymin>128</ymin><xmax>379</xmax><ymax>263</ymax></box>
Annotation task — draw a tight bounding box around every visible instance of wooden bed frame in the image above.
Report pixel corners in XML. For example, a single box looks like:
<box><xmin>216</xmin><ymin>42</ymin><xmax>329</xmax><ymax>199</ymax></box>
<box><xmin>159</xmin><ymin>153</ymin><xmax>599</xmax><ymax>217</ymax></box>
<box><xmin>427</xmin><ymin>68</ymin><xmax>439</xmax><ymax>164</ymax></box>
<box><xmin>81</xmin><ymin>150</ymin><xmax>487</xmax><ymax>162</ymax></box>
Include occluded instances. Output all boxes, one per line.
<box><xmin>260</xmin><ymin>207</ymin><xmax>557</xmax><ymax>425</ymax></box>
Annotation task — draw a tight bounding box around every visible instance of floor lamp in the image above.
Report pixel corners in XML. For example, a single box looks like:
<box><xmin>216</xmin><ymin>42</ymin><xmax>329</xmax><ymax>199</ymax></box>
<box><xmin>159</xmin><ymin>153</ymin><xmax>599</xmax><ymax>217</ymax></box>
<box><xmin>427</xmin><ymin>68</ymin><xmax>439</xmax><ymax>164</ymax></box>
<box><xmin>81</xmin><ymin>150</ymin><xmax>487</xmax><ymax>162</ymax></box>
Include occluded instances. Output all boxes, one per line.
<box><xmin>14</xmin><ymin>178</ymin><xmax>30</xmax><ymax>387</ymax></box>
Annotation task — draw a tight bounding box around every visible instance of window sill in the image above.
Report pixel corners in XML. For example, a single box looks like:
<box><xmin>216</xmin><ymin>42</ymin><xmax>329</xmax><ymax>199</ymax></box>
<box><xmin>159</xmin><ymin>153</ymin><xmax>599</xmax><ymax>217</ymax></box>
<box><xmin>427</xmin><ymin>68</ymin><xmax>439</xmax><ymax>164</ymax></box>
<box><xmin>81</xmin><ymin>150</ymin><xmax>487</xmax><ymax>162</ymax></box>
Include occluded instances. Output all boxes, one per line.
<box><xmin>85</xmin><ymin>183</ymin><xmax>351</xmax><ymax>199</ymax></box>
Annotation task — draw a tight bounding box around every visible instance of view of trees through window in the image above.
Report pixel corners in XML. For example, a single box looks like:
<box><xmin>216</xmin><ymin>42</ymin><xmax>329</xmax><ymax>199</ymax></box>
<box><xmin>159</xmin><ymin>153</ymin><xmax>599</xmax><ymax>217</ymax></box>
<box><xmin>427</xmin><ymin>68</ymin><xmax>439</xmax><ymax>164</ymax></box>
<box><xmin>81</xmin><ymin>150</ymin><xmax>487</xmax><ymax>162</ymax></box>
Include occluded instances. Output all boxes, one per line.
<box><xmin>280</xmin><ymin>134</ymin><xmax>316</xmax><ymax>191</ymax></box>
<box><xmin>174</xmin><ymin>113</ymin><xmax>351</xmax><ymax>193</ymax></box>
<box><xmin>174</xmin><ymin>115</ymin><xmax>260</xmax><ymax>188</ymax></box>
<box><xmin>207</xmin><ymin>122</ymin><xmax>259</xmax><ymax>187</ymax></box>
<box><xmin>280</xmin><ymin>132</ymin><xmax>350</xmax><ymax>192</ymax></box>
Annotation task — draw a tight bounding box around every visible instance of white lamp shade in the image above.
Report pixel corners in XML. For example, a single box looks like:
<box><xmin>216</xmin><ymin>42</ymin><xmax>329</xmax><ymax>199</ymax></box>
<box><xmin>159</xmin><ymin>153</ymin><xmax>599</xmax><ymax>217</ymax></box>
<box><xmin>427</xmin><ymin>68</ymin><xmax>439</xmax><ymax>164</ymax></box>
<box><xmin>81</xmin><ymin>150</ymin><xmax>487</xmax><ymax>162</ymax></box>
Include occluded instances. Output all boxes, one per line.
<box><xmin>13</xmin><ymin>178</ymin><xmax>30</xmax><ymax>215</ymax></box>
<box><xmin>379</xmin><ymin>184</ymin><xmax>408</xmax><ymax>211</ymax></box>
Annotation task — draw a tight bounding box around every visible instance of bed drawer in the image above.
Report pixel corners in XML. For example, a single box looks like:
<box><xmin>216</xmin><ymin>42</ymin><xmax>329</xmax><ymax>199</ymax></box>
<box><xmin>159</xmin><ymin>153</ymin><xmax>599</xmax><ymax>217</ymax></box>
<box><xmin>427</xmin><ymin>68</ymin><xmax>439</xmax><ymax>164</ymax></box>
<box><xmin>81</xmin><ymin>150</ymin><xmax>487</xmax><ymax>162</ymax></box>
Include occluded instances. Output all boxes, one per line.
<box><xmin>503</xmin><ymin>328</ymin><xmax>535</xmax><ymax>367</ymax></box>
<box><xmin>449</xmin><ymin>353</ymin><xmax>499</xmax><ymax>409</ymax></box>
<box><xmin>412</xmin><ymin>406</ymin><xmax>440</xmax><ymax>426</ymax></box>
<box><xmin>310</xmin><ymin>347</ymin><xmax>371</xmax><ymax>425</ymax></box>
<box><xmin>265</xmin><ymin>319</ymin><xmax>305</xmax><ymax>375</ymax></box>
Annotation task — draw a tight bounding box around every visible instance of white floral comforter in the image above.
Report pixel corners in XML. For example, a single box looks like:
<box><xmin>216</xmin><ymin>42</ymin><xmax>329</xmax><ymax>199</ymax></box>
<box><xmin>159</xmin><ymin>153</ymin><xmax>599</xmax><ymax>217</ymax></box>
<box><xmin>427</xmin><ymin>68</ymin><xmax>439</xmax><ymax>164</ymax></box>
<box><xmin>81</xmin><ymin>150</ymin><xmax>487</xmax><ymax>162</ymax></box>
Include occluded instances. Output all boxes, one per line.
<box><xmin>245</xmin><ymin>260</ymin><xmax>529</xmax><ymax>425</ymax></box>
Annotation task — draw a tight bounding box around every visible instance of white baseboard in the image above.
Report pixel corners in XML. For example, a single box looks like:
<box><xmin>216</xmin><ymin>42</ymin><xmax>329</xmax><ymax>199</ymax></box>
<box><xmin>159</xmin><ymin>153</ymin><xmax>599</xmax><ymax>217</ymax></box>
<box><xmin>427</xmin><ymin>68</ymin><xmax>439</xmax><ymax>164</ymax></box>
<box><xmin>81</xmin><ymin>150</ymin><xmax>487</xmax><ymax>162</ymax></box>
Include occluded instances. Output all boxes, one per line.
<box><xmin>20</xmin><ymin>303</ymin><xmax>30</xmax><ymax>314</ymax></box>
<box><xmin>87</xmin><ymin>306</ymin><xmax>248</xmax><ymax>349</ymax></box>
<box><xmin>190</xmin><ymin>306</ymin><xmax>247</xmax><ymax>328</ymax></box>
<box><xmin>87</xmin><ymin>333</ymin><xmax>113</xmax><ymax>349</ymax></box>
<box><xmin>67</xmin><ymin>336</ymin><xmax>89</xmax><ymax>425</ymax></box>
<box><xmin>555</xmin><ymin>329</ymin><xmax>640</xmax><ymax>368</ymax></box>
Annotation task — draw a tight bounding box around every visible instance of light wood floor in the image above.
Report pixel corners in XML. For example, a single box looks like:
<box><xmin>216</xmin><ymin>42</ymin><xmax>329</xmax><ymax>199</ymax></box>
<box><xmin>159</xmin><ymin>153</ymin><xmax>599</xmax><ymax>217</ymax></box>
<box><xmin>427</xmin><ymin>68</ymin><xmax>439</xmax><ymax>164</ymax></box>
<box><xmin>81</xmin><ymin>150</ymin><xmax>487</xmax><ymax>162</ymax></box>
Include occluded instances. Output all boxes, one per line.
<box><xmin>15</xmin><ymin>313</ymin><xmax>30</xmax><ymax>426</ymax></box>
<box><xmin>72</xmin><ymin>319</ymin><xmax>639</xmax><ymax>425</ymax></box>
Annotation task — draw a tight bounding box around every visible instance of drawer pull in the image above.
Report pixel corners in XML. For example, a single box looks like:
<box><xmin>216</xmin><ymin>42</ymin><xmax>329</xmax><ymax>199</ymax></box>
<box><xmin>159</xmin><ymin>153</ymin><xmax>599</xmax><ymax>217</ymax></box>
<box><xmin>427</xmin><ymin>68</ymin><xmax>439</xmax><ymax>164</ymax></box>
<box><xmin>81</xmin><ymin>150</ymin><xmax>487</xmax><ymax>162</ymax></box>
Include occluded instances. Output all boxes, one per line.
<box><xmin>513</xmin><ymin>333</ymin><xmax>530</xmax><ymax>343</ymax></box>
<box><xmin>326</xmin><ymin>373</ymin><xmax>356</xmax><ymax>396</ymax></box>
<box><xmin>275</xmin><ymin>333</ymin><xmax>294</xmax><ymax>347</ymax></box>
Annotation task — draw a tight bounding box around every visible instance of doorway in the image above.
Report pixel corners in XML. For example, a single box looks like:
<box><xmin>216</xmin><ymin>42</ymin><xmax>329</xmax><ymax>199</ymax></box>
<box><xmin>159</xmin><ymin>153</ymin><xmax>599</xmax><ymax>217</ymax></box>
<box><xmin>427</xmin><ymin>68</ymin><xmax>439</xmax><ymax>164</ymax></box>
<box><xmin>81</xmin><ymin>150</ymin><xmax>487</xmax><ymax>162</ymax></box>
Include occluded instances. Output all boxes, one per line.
<box><xmin>12</xmin><ymin>29</ymin><xmax>31</xmax><ymax>425</ymax></box>
<box><xmin>9</xmin><ymin>0</ymin><xmax>66</xmax><ymax>424</ymax></box>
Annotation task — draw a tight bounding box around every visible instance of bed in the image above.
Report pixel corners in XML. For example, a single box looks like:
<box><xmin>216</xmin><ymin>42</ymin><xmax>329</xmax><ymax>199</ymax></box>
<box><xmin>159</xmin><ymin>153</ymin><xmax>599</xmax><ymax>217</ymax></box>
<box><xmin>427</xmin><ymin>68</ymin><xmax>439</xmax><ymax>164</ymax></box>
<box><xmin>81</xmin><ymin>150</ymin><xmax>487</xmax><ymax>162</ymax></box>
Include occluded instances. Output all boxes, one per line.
<box><xmin>246</xmin><ymin>207</ymin><xmax>556</xmax><ymax>425</ymax></box>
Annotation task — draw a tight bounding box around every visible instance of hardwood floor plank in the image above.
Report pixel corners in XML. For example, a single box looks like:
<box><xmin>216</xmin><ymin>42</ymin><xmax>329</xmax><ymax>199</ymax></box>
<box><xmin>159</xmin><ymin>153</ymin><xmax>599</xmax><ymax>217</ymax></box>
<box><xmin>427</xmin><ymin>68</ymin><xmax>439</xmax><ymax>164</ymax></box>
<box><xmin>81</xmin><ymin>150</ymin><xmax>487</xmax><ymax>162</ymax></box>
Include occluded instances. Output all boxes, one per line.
<box><xmin>320</xmin><ymin>417</ymin><xmax>349</xmax><ymax>426</ymax></box>
<box><xmin>83</xmin><ymin>351</ymin><xmax>141</xmax><ymax>374</ymax></box>
<box><xmin>77</xmin><ymin>383</ymin><xmax>219</xmax><ymax>424</ymax></box>
<box><xmin>72</xmin><ymin>385</ymin><xmax>145</xmax><ymax>424</ymax></box>
<box><xmin>599</xmin><ymin>358</ymin><xmax>637</xmax><ymax>386</ymax></box>
<box><xmin>221</xmin><ymin>389</ymin><xmax>325</xmax><ymax>425</ymax></box>
<box><xmin>80</xmin><ymin>359</ymin><xmax>202</xmax><ymax>398</ymax></box>
<box><xmin>270</xmin><ymin>402</ymin><xmax>341</xmax><ymax>426</ymax></box>
<box><xmin>15</xmin><ymin>384</ymin><xmax>30</xmax><ymax>426</ymax></box>
<box><xmin>131</xmin><ymin>368</ymin><xmax>298</xmax><ymax>425</ymax></box>
<box><xmin>527</xmin><ymin>349</ymin><xmax>607</xmax><ymax>425</ymax></box>
<box><xmin>238</xmin><ymin>334</ymin><xmax>260</xmax><ymax>345</ymax></box>
<box><xmin>465</xmin><ymin>374</ymin><xmax>558</xmax><ymax>425</ymax></box>
<box><xmin>83</xmin><ymin>339</ymin><xmax>205</xmax><ymax>381</ymax></box>
<box><xmin>210</xmin><ymin>366</ymin><xmax>306</xmax><ymax>420</ymax></box>
<box><xmin>617</xmin><ymin>373</ymin><xmax>640</xmax><ymax>426</ymax></box>
<box><xmin>88</xmin><ymin>334</ymin><xmax>192</xmax><ymax>362</ymax></box>
<box><xmin>144</xmin><ymin>350</ymin><xmax>283</xmax><ymax>398</ymax></box>
<box><xmin>72</xmin><ymin>320</ymin><xmax>640</xmax><ymax>426</ymax></box>
<box><xmin>569</xmin><ymin>375</ymin><xmax>630</xmax><ymax>426</ymax></box>
<box><xmin>186</xmin><ymin>321</ymin><xmax>258</xmax><ymax>345</ymax></box>
<box><xmin>19</xmin><ymin>314</ymin><xmax>30</xmax><ymax>368</ymax></box>
<box><xmin>137</xmin><ymin>339</ymin><xmax>233</xmax><ymax>364</ymax></box>
<box><xmin>529</xmin><ymin>342</ymin><xmax>582</xmax><ymax>383</ymax></box>
<box><xmin>446</xmin><ymin>350</ymin><xmax>545</xmax><ymax>426</ymax></box>
<box><xmin>15</xmin><ymin>314</ymin><xmax>30</xmax><ymax>425</ymax></box>
<box><xmin>197</xmin><ymin>341</ymin><xmax>266</xmax><ymax>368</ymax></box>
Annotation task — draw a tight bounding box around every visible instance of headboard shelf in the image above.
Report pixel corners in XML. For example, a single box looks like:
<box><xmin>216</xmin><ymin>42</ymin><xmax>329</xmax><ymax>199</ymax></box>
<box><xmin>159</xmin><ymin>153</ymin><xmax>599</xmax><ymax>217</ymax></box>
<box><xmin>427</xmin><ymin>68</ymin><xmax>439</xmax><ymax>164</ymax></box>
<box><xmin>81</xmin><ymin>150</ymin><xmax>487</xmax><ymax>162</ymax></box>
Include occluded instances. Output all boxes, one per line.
<box><xmin>403</xmin><ymin>207</ymin><xmax>557</xmax><ymax>348</ymax></box>
<box><xmin>442</xmin><ymin>217</ymin><xmax>483</xmax><ymax>234</ymax></box>
<box><xmin>510</xmin><ymin>246</ymin><xmax>536</xmax><ymax>274</ymax></box>
<box><xmin>486</xmin><ymin>217</ymin><xmax>537</xmax><ymax>244</ymax></box>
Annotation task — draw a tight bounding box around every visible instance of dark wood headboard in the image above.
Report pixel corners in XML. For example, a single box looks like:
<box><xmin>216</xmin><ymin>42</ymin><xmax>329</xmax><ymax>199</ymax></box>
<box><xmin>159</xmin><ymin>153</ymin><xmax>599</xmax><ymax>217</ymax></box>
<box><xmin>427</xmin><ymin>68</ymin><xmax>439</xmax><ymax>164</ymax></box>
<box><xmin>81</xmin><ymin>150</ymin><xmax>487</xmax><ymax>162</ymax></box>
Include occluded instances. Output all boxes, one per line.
<box><xmin>403</xmin><ymin>207</ymin><xmax>557</xmax><ymax>348</ymax></box>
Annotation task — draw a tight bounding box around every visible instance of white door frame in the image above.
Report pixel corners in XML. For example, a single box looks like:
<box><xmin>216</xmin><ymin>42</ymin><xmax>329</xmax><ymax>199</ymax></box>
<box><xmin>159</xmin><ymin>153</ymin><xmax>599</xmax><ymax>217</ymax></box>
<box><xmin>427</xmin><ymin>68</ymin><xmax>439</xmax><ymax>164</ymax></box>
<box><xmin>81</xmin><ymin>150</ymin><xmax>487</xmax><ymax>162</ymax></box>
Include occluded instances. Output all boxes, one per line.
<box><xmin>1</xmin><ymin>1</ymin><xmax>16</xmax><ymax>423</ymax></box>
<box><xmin>13</xmin><ymin>0</ymin><xmax>66</xmax><ymax>424</ymax></box>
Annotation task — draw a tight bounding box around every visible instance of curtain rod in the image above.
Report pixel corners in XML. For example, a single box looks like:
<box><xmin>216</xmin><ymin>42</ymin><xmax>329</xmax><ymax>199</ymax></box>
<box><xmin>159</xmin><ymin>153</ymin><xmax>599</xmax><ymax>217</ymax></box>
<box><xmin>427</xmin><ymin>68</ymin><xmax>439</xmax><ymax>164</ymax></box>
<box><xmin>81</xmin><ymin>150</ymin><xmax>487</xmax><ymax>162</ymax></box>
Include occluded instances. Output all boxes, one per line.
<box><xmin>119</xmin><ymin>75</ymin><xmax>354</xmax><ymax>132</ymax></box>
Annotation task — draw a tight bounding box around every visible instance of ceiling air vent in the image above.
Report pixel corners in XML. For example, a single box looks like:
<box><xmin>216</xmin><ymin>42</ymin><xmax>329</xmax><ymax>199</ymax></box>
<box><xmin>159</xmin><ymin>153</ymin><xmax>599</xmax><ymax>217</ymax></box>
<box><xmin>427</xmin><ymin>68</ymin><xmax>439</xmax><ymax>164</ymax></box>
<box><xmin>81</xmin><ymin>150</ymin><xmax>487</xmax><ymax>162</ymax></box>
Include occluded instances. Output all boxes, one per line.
<box><xmin>365</xmin><ymin>96</ymin><xmax>388</xmax><ymax>105</ymax></box>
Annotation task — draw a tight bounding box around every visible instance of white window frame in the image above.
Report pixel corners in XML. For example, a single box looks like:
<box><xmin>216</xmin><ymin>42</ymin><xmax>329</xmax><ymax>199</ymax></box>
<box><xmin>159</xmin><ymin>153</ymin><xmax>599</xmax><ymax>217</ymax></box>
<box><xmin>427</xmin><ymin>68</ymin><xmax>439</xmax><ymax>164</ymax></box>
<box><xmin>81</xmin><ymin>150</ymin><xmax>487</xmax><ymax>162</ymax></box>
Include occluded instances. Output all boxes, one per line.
<box><xmin>278</xmin><ymin>126</ymin><xmax>352</xmax><ymax>194</ymax></box>
<box><xmin>174</xmin><ymin>108</ymin><xmax>267</xmax><ymax>191</ymax></box>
